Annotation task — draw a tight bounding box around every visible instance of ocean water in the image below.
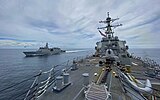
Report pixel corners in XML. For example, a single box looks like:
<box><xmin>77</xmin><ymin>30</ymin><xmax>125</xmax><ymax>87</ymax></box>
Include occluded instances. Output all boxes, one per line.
<box><xmin>0</xmin><ymin>48</ymin><xmax>159</xmax><ymax>100</ymax></box>
<box><xmin>129</xmin><ymin>48</ymin><xmax>160</xmax><ymax>64</ymax></box>
<box><xmin>0</xmin><ymin>48</ymin><xmax>94</xmax><ymax>100</ymax></box>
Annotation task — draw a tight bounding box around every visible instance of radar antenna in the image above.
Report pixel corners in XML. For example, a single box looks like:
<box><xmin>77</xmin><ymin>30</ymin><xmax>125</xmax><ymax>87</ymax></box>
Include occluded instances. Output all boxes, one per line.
<box><xmin>97</xmin><ymin>12</ymin><xmax>122</xmax><ymax>37</ymax></box>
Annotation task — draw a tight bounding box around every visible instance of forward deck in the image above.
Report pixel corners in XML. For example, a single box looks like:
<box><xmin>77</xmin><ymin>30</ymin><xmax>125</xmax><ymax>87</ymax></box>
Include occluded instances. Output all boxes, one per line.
<box><xmin>38</xmin><ymin>57</ymin><xmax>100</xmax><ymax>100</ymax></box>
<box><xmin>35</xmin><ymin>56</ymin><xmax>160</xmax><ymax>100</ymax></box>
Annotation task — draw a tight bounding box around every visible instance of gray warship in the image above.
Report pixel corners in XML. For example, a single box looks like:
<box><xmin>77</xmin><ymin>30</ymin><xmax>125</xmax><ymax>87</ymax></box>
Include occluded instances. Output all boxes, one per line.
<box><xmin>21</xmin><ymin>12</ymin><xmax>160</xmax><ymax>100</ymax></box>
<box><xmin>23</xmin><ymin>43</ymin><xmax>65</xmax><ymax>57</ymax></box>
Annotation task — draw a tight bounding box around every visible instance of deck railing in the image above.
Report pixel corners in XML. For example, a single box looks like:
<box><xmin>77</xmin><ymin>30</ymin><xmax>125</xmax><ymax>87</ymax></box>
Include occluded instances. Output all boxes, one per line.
<box><xmin>24</xmin><ymin>55</ymin><xmax>91</xmax><ymax>100</ymax></box>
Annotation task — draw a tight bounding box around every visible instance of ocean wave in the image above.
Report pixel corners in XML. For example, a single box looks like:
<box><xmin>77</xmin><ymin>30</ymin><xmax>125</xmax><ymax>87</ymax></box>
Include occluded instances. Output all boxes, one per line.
<box><xmin>66</xmin><ymin>50</ymin><xmax>87</xmax><ymax>53</ymax></box>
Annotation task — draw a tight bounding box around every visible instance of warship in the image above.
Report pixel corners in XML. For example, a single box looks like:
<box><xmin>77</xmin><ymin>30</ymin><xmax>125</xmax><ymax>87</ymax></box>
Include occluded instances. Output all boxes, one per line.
<box><xmin>5</xmin><ymin>12</ymin><xmax>159</xmax><ymax>100</ymax></box>
<box><xmin>23</xmin><ymin>43</ymin><xmax>65</xmax><ymax>57</ymax></box>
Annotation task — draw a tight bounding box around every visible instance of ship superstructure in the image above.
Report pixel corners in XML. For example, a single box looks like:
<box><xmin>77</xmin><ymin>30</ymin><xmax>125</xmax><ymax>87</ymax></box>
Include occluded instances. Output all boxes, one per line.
<box><xmin>95</xmin><ymin>12</ymin><xmax>131</xmax><ymax>65</ymax></box>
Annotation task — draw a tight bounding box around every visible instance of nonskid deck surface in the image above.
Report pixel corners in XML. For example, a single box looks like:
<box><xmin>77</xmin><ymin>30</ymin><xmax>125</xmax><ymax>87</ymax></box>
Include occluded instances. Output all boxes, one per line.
<box><xmin>38</xmin><ymin>57</ymin><xmax>100</xmax><ymax>100</ymax></box>
<box><xmin>109</xmin><ymin>66</ymin><xmax>131</xmax><ymax>100</ymax></box>
<box><xmin>130</xmin><ymin>58</ymin><xmax>160</xmax><ymax>83</ymax></box>
<box><xmin>38</xmin><ymin>57</ymin><xmax>160</xmax><ymax>100</ymax></box>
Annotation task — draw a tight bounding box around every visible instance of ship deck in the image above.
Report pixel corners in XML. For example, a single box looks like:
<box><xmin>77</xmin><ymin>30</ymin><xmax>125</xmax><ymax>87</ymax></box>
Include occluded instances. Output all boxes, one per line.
<box><xmin>38</xmin><ymin>57</ymin><xmax>100</xmax><ymax>100</ymax></box>
<box><xmin>38</xmin><ymin>57</ymin><xmax>160</xmax><ymax>100</ymax></box>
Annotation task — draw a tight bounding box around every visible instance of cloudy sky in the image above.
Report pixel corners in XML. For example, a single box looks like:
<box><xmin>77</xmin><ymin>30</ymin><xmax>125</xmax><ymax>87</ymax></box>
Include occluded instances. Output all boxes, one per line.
<box><xmin>0</xmin><ymin>0</ymin><xmax>159</xmax><ymax>48</ymax></box>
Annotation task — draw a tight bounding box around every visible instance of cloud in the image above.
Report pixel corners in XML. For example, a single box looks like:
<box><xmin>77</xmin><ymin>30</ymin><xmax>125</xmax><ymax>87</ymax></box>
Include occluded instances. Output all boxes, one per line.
<box><xmin>0</xmin><ymin>0</ymin><xmax>160</xmax><ymax>48</ymax></box>
<box><xmin>0</xmin><ymin>40</ymin><xmax>34</xmax><ymax>47</ymax></box>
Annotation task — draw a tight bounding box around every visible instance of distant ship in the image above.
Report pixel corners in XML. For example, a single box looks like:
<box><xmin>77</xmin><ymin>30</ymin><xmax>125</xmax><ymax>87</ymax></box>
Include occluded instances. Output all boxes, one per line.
<box><xmin>23</xmin><ymin>43</ymin><xmax>65</xmax><ymax>57</ymax></box>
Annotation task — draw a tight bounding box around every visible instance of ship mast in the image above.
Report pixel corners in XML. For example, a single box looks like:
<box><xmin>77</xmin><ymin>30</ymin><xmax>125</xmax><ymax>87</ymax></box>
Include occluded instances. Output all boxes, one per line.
<box><xmin>98</xmin><ymin>12</ymin><xmax>122</xmax><ymax>38</ymax></box>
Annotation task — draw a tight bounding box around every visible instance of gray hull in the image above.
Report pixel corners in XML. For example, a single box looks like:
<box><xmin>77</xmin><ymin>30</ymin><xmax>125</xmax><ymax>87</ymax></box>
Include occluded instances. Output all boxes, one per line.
<box><xmin>23</xmin><ymin>51</ymin><xmax>60</xmax><ymax>57</ymax></box>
